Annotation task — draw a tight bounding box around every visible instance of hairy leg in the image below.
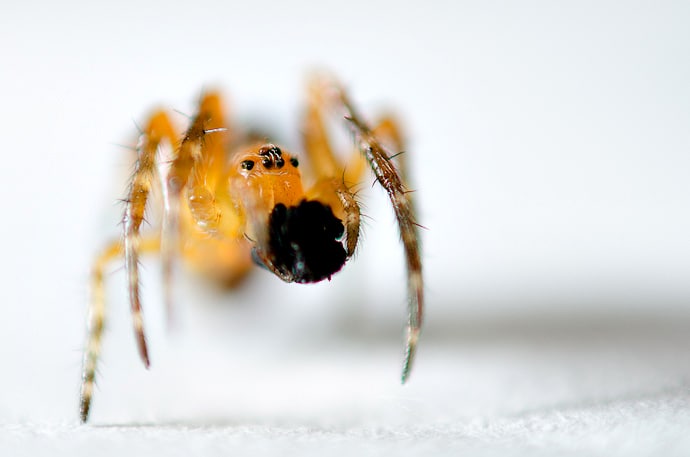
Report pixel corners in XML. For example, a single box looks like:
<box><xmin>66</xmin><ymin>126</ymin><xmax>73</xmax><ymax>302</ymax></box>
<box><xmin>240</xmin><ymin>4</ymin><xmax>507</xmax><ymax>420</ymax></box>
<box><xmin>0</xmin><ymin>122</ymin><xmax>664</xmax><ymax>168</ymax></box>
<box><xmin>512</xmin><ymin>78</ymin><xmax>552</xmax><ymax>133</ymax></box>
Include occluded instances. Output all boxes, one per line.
<box><xmin>313</xmin><ymin>76</ymin><xmax>424</xmax><ymax>383</ymax></box>
<box><xmin>81</xmin><ymin>95</ymin><xmax>240</xmax><ymax>423</ymax></box>
<box><xmin>123</xmin><ymin>112</ymin><xmax>178</xmax><ymax>367</ymax></box>
<box><xmin>80</xmin><ymin>237</ymin><xmax>161</xmax><ymax>423</ymax></box>
<box><xmin>302</xmin><ymin>82</ymin><xmax>362</xmax><ymax>256</ymax></box>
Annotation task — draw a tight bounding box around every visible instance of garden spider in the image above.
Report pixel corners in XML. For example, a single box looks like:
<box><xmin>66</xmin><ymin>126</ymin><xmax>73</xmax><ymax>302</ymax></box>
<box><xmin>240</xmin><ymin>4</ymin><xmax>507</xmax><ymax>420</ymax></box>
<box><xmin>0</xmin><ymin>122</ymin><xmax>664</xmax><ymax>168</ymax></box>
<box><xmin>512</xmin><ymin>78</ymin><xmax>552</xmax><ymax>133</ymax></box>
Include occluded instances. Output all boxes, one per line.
<box><xmin>79</xmin><ymin>75</ymin><xmax>424</xmax><ymax>423</ymax></box>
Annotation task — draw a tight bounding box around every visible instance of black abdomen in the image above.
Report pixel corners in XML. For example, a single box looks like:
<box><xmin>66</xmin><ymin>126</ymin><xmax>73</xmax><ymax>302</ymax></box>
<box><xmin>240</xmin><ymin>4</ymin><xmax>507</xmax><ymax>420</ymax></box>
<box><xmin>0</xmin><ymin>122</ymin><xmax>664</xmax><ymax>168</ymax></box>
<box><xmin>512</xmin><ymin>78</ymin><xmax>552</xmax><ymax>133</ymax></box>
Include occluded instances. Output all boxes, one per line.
<box><xmin>265</xmin><ymin>200</ymin><xmax>347</xmax><ymax>283</ymax></box>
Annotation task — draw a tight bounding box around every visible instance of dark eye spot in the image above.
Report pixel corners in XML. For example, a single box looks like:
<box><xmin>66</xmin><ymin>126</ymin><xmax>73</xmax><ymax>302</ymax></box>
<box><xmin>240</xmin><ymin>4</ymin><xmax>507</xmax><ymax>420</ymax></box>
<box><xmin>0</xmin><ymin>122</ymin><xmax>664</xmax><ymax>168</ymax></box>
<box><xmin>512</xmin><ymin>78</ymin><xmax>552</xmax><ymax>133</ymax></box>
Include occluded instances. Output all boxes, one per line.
<box><xmin>262</xmin><ymin>158</ymin><xmax>273</xmax><ymax>169</ymax></box>
<box><xmin>276</xmin><ymin>157</ymin><xmax>285</xmax><ymax>168</ymax></box>
<box><xmin>241</xmin><ymin>160</ymin><xmax>254</xmax><ymax>170</ymax></box>
<box><xmin>290</xmin><ymin>157</ymin><xmax>299</xmax><ymax>167</ymax></box>
<box><xmin>259</xmin><ymin>145</ymin><xmax>282</xmax><ymax>157</ymax></box>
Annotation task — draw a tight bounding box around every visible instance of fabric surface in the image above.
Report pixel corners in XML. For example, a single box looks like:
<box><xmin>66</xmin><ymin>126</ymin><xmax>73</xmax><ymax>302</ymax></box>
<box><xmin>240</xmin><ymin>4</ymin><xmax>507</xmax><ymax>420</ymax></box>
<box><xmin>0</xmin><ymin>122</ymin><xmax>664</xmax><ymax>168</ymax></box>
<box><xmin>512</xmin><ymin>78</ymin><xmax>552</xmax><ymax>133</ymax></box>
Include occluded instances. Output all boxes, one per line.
<box><xmin>3</xmin><ymin>312</ymin><xmax>690</xmax><ymax>456</ymax></box>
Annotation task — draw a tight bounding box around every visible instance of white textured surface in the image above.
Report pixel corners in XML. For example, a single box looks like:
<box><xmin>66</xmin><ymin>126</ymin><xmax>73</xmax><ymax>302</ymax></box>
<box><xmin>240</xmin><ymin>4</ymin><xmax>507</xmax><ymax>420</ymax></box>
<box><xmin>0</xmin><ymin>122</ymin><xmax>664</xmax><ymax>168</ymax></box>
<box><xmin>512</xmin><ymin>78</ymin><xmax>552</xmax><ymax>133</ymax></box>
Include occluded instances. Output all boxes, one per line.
<box><xmin>4</xmin><ymin>315</ymin><xmax>690</xmax><ymax>456</ymax></box>
<box><xmin>1</xmin><ymin>0</ymin><xmax>689</xmax><ymax>455</ymax></box>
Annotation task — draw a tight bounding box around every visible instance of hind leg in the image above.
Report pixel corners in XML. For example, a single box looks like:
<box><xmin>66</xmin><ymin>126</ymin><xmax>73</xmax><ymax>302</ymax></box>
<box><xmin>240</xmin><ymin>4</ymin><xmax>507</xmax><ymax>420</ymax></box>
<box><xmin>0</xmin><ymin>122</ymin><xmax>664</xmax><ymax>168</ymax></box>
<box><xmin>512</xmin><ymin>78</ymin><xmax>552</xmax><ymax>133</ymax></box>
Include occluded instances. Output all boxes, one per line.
<box><xmin>79</xmin><ymin>236</ymin><xmax>161</xmax><ymax>423</ymax></box>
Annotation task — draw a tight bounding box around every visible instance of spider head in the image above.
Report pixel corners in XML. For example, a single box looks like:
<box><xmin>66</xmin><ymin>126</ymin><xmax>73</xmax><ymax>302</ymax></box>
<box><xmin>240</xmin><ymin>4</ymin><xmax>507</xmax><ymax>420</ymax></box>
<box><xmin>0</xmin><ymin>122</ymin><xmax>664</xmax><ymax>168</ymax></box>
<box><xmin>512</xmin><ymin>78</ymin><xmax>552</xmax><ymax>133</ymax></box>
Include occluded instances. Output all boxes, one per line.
<box><xmin>231</xmin><ymin>144</ymin><xmax>347</xmax><ymax>282</ymax></box>
<box><xmin>254</xmin><ymin>199</ymin><xmax>347</xmax><ymax>283</ymax></box>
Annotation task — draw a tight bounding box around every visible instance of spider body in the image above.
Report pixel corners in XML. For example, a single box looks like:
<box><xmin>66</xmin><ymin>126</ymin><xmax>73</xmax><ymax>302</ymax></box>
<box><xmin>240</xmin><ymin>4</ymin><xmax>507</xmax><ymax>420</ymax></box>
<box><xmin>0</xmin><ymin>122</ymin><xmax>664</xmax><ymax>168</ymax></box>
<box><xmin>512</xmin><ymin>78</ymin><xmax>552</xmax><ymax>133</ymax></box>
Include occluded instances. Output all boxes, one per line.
<box><xmin>79</xmin><ymin>76</ymin><xmax>423</xmax><ymax>423</ymax></box>
<box><xmin>228</xmin><ymin>144</ymin><xmax>347</xmax><ymax>283</ymax></box>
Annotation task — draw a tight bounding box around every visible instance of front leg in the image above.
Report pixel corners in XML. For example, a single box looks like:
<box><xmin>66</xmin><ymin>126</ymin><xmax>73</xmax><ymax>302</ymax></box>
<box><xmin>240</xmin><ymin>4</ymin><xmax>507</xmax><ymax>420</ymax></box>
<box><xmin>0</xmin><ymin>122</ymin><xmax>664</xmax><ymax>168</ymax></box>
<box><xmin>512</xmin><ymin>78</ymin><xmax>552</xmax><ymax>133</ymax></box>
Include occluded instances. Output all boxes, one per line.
<box><xmin>162</xmin><ymin>94</ymin><xmax>227</xmax><ymax>312</ymax></box>
<box><xmin>123</xmin><ymin>112</ymin><xmax>178</xmax><ymax>368</ymax></box>
<box><xmin>313</xmin><ymin>77</ymin><xmax>424</xmax><ymax>383</ymax></box>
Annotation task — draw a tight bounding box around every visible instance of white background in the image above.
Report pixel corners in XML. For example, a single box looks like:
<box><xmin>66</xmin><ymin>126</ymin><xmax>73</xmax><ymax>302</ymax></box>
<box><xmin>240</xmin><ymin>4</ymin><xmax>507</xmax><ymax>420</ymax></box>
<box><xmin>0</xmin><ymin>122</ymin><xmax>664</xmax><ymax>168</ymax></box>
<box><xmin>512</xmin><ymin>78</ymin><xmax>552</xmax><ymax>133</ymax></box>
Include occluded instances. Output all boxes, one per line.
<box><xmin>1</xmin><ymin>1</ymin><xmax>689</xmax><ymax>455</ymax></box>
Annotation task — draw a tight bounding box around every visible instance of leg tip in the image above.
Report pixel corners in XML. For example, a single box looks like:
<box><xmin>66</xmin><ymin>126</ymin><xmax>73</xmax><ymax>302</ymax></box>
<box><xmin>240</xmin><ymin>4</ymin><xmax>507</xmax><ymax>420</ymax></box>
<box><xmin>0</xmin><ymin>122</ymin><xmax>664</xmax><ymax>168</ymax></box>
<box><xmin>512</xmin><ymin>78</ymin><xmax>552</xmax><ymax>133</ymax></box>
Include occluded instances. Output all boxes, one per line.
<box><xmin>400</xmin><ymin>327</ymin><xmax>420</xmax><ymax>384</ymax></box>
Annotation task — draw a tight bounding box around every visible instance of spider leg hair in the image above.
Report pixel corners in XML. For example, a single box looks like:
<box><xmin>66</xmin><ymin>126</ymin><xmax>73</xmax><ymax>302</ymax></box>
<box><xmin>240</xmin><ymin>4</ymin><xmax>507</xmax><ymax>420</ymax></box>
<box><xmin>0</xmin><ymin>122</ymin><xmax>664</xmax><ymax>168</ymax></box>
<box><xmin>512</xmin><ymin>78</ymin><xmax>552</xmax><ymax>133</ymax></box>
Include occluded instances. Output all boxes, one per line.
<box><xmin>331</xmin><ymin>82</ymin><xmax>424</xmax><ymax>384</ymax></box>
<box><xmin>80</xmin><ymin>237</ymin><xmax>162</xmax><ymax>423</ymax></box>
<box><xmin>80</xmin><ymin>241</ymin><xmax>120</xmax><ymax>423</ymax></box>
<box><xmin>123</xmin><ymin>112</ymin><xmax>177</xmax><ymax>369</ymax></box>
<box><xmin>302</xmin><ymin>83</ymin><xmax>362</xmax><ymax>257</ymax></box>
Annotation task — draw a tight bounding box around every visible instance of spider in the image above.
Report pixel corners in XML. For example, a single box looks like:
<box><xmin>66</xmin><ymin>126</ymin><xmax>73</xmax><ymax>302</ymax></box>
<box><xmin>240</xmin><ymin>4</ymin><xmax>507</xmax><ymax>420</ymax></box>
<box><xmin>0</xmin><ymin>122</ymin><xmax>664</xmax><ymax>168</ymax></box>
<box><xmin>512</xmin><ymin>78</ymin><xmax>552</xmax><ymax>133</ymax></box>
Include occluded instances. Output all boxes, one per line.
<box><xmin>78</xmin><ymin>75</ymin><xmax>424</xmax><ymax>423</ymax></box>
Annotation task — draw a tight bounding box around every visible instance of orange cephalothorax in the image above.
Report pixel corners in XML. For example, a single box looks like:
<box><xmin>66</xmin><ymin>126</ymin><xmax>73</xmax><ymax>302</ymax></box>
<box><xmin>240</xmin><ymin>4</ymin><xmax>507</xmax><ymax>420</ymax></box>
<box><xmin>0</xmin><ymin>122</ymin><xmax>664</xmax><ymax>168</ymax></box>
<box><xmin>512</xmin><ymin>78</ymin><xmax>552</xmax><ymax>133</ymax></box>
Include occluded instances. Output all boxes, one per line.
<box><xmin>230</xmin><ymin>144</ymin><xmax>306</xmax><ymax>211</ymax></box>
<box><xmin>229</xmin><ymin>144</ymin><xmax>347</xmax><ymax>283</ymax></box>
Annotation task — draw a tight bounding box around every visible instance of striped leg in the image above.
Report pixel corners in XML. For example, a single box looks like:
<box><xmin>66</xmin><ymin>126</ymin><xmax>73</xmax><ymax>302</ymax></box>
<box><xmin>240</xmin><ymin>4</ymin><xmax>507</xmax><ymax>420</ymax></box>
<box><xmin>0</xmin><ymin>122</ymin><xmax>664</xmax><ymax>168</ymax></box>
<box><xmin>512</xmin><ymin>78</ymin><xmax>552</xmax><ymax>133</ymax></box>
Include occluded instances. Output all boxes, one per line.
<box><xmin>123</xmin><ymin>112</ymin><xmax>178</xmax><ymax>368</ymax></box>
<box><xmin>81</xmin><ymin>111</ymin><xmax>176</xmax><ymax>423</ymax></box>
<box><xmin>317</xmin><ymin>77</ymin><xmax>424</xmax><ymax>383</ymax></box>
<box><xmin>79</xmin><ymin>237</ymin><xmax>161</xmax><ymax>423</ymax></box>
<box><xmin>80</xmin><ymin>95</ymin><xmax>228</xmax><ymax>423</ymax></box>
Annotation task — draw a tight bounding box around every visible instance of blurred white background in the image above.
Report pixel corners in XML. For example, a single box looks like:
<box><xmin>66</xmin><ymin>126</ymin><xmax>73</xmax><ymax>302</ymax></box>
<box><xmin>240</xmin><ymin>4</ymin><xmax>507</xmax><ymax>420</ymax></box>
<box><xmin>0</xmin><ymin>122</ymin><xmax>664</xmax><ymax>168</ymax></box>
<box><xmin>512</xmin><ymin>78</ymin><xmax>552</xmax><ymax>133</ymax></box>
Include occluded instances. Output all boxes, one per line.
<box><xmin>1</xmin><ymin>0</ymin><xmax>689</xmax><ymax>454</ymax></box>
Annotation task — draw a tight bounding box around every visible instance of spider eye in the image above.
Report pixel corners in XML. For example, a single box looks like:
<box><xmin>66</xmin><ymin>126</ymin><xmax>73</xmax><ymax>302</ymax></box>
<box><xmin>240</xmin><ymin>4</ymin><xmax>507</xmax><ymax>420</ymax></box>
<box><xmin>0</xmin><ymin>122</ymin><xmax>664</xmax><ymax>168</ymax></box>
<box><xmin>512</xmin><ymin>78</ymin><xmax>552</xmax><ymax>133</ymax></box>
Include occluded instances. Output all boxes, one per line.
<box><xmin>290</xmin><ymin>157</ymin><xmax>299</xmax><ymax>167</ymax></box>
<box><xmin>259</xmin><ymin>145</ymin><xmax>282</xmax><ymax>156</ymax></box>
<box><xmin>241</xmin><ymin>160</ymin><xmax>255</xmax><ymax>170</ymax></box>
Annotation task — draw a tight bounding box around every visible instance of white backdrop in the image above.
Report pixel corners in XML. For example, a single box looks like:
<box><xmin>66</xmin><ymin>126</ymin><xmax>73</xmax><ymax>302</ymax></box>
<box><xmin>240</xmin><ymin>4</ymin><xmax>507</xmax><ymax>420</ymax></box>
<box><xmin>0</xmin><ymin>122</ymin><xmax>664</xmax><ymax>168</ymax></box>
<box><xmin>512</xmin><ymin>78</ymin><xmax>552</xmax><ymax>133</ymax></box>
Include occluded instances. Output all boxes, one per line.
<box><xmin>1</xmin><ymin>0</ymin><xmax>689</xmax><ymax>454</ymax></box>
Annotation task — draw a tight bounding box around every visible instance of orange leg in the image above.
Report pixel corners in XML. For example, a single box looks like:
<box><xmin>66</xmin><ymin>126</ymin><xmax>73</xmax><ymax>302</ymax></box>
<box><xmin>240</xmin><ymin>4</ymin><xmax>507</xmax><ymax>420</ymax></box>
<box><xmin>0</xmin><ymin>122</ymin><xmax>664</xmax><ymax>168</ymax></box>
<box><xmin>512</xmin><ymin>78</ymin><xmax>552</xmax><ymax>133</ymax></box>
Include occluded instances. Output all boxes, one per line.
<box><xmin>310</xmin><ymin>76</ymin><xmax>424</xmax><ymax>383</ymax></box>
<box><xmin>161</xmin><ymin>94</ymin><xmax>228</xmax><ymax>319</ymax></box>
<box><xmin>79</xmin><ymin>237</ymin><xmax>162</xmax><ymax>423</ymax></box>
<box><xmin>163</xmin><ymin>93</ymin><xmax>228</xmax><ymax>248</ymax></box>
<box><xmin>81</xmin><ymin>110</ymin><xmax>178</xmax><ymax>423</ymax></box>
<box><xmin>302</xmin><ymin>82</ymin><xmax>362</xmax><ymax>257</ymax></box>
<box><xmin>371</xmin><ymin>115</ymin><xmax>419</xmax><ymax>221</ymax></box>
<box><xmin>302</xmin><ymin>82</ymin><xmax>412</xmax><ymax>259</ymax></box>
<box><xmin>80</xmin><ymin>95</ymin><xmax>243</xmax><ymax>423</ymax></box>
<box><xmin>123</xmin><ymin>112</ymin><xmax>178</xmax><ymax>368</ymax></box>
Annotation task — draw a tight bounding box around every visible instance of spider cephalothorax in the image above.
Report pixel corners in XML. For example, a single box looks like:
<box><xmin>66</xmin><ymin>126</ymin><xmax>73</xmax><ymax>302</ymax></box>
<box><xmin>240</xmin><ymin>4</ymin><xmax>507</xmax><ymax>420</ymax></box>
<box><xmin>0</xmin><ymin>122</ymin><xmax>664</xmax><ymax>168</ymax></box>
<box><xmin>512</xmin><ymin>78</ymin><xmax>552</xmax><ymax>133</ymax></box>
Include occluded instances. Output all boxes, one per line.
<box><xmin>79</xmin><ymin>75</ymin><xmax>424</xmax><ymax>423</ymax></box>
